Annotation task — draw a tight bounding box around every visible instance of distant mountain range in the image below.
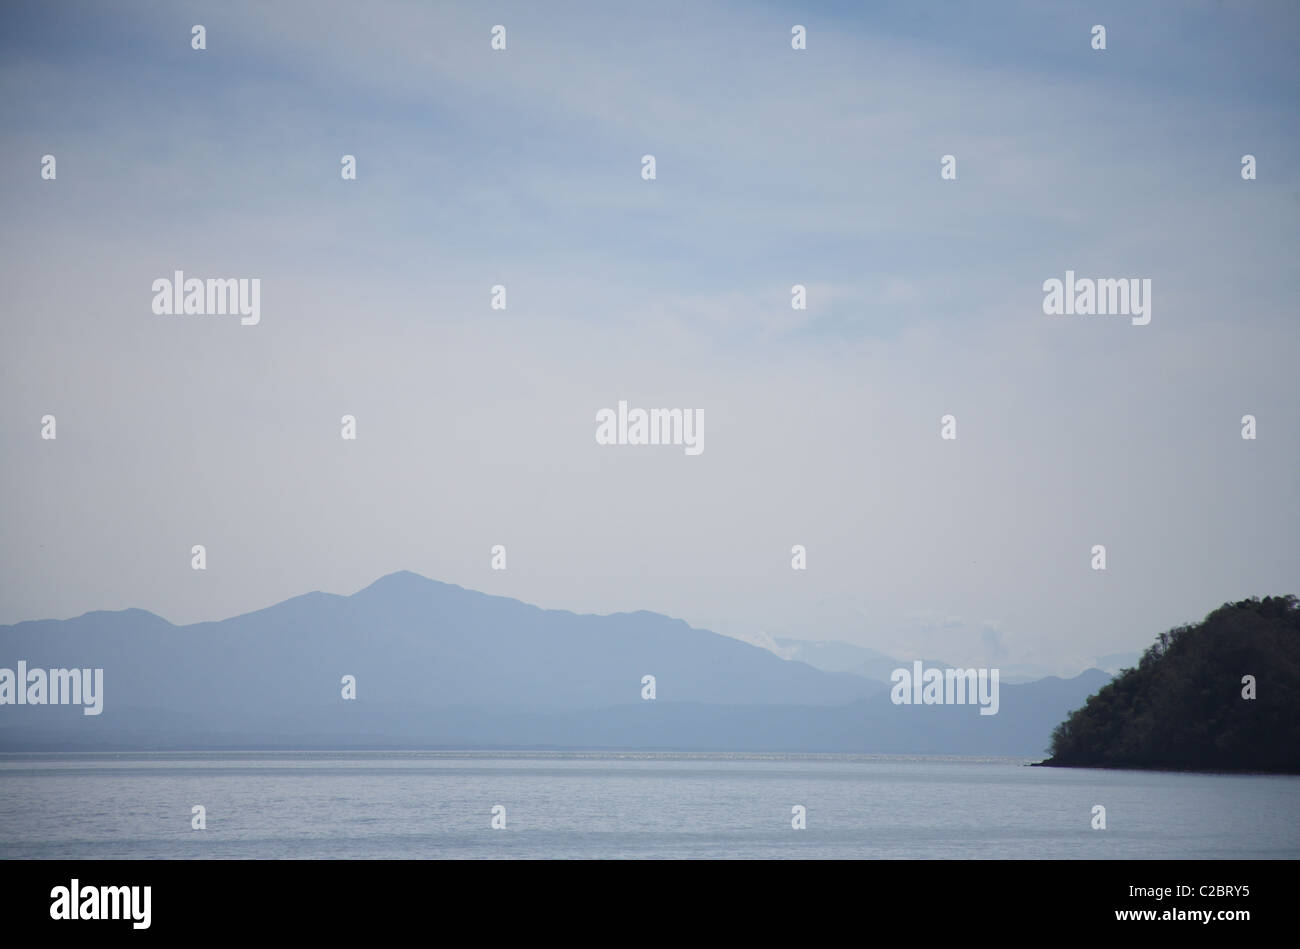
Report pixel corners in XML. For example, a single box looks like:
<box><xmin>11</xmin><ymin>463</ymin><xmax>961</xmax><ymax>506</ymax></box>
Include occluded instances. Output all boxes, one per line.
<box><xmin>0</xmin><ymin>571</ymin><xmax>1111</xmax><ymax>755</ymax></box>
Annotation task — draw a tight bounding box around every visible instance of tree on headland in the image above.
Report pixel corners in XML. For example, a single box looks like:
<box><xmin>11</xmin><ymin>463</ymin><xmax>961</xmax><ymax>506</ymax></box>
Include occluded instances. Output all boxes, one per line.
<box><xmin>1042</xmin><ymin>596</ymin><xmax>1300</xmax><ymax>772</ymax></box>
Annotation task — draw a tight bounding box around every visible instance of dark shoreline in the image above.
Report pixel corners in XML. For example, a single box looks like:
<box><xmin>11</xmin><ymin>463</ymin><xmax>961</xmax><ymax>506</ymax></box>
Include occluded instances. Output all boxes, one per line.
<box><xmin>1032</xmin><ymin>758</ymin><xmax>1300</xmax><ymax>776</ymax></box>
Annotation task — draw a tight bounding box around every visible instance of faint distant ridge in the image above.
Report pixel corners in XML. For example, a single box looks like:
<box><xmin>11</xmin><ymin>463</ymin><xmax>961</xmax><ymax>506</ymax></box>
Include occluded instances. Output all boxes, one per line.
<box><xmin>1041</xmin><ymin>596</ymin><xmax>1300</xmax><ymax>773</ymax></box>
<box><xmin>0</xmin><ymin>569</ymin><xmax>1111</xmax><ymax>754</ymax></box>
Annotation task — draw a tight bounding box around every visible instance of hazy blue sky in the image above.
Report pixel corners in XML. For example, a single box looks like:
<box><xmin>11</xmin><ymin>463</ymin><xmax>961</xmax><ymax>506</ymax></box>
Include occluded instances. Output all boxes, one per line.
<box><xmin>2</xmin><ymin>0</ymin><xmax>1297</xmax><ymax>675</ymax></box>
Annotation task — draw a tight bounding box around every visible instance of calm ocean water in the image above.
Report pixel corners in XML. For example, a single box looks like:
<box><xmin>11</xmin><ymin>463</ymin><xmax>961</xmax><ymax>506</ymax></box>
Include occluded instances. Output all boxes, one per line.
<box><xmin>1</xmin><ymin>752</ymin><xmax>1296</xmax><ymax>859</ymax></box>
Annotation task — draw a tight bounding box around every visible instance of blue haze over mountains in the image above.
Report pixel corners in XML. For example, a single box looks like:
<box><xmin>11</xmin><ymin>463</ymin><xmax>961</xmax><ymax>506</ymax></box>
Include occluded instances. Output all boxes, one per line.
<box><xmin>0</xmin><ymin>571</ymin><xmax>1109</xmax><ymax>754</ymax></box>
